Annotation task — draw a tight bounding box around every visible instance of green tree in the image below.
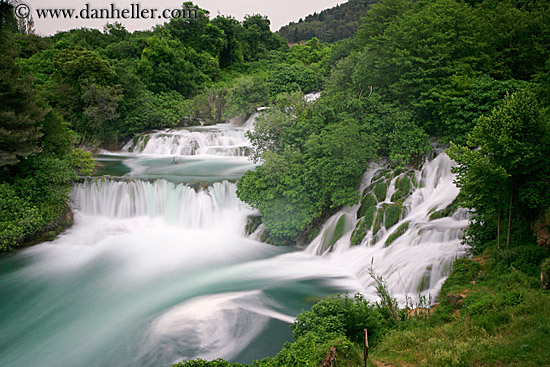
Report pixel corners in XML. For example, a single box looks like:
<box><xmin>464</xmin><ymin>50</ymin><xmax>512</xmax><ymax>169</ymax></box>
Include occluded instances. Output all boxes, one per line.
<box><xmin>448</xmin><ymin>89</ymin><xmax>550</xmax><ymax>249</ymax></box>
<box><xmin>0</xmin><ymin>34</ymin><xmax>46</xmax><ymax>169</ymax></box>
<box><xmin>225</xmin><ymin>76</ymin><xmax>269</xmax><ymax>119</ymax></box>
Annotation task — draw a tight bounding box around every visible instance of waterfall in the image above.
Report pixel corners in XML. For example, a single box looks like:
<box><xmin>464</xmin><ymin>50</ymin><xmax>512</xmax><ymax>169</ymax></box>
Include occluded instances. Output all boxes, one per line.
<box><xmin>122</xmin><ymin>125</ymin><xmax>251</xmax><ymax>157</ymax></box>
<box><xmin>72</xmin><ymin>180</ymin><xmax>249</xmax><ymax>229</ymax></box>
<box><xmin>0</xmin><ymin>100</ymin><xmax>468</xmax><ymax>366</ymax></box>
<box><xmin>304</xmin><ymin>152</ymin><xmax>469</xmax><ymax>304</ymax></box>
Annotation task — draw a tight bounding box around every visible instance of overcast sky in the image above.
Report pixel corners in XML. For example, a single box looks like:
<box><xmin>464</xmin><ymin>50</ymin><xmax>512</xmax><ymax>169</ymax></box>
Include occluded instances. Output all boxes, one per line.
<box><xmin>21</xmin><ymin>0</ymin><xmax>344</xmax><ymax>36</ymax></box>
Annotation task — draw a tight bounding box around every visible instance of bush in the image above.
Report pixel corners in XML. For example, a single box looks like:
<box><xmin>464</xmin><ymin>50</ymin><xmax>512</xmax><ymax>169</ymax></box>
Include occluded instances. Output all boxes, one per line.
<box><xmin>253</xmin><ymin>334</ymin><xmax>362</xmax><ymax>367</ymax></box>
<box><xmin>172</xmin><ymin>359</ymin><xmax>247</xmax><ymax>367</ymax></box>
<box><xmin>267</xmin><ymin>63</ymin><xmax>323</xmax><ymax>96</ymax></box>
<box><xmin>292</xmin><ymin>293</ymin><xmax>384</xmax><ymax>346</ymax></box>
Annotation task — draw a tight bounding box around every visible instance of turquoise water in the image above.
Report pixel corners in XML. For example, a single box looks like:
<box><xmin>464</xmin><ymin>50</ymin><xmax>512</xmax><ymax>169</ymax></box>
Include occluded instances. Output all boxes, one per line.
<box><xmin>0</xmin><ymin>124</ymin><xmax>358</xmax><ymax>366</ymax></box>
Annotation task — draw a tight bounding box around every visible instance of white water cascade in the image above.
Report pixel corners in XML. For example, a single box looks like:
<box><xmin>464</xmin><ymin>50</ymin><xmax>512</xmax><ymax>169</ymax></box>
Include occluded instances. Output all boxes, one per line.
<box><xmin>305</xmin><ymin>152</ymin><xmax>469</xmax><ymax>303</ymax></box>
<box><xmin>122</xmin><ymin>123</ymin><xmax>252</xmax><ymax>157</ymax></box>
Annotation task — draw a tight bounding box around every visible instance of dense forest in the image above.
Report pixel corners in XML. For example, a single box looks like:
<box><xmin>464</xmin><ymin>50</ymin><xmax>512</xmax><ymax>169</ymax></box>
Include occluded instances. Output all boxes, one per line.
<box><xmin>278</xmin><ymin>0</ymin><xmax>377</xmax><ymax>43</ymax></box>
<box><xmin>1</xmin><ymin>0</ymin><xmax>550</xmax><ymax>365</ymax></box>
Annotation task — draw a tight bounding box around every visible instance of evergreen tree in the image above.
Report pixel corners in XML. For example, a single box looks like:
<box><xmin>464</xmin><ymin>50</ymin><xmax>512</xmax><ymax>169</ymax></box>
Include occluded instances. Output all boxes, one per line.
<box><xmin>0</xmin><ymin>34</ymin><xmax>46</xmax><ymax>170</ymax></box>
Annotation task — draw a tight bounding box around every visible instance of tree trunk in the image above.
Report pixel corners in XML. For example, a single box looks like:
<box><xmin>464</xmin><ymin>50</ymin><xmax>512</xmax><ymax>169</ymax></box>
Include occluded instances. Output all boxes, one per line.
<box><xmin>506</xmin><ymin>190</ymin><xmax>513</xmax><ymax>248</ymax></box>
<box><xmin>497</xmin><ymin>209</ymin><xmax>501</xmax><ymax>251</ymax></box>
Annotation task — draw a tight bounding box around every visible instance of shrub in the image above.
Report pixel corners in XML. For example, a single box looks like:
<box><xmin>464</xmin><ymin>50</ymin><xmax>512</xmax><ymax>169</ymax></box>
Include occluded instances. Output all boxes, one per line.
<box><xmin>172</xmin><ymin>359</ymin><xmax>247</xmax><ymax>367</ymax></box>
<box><xmin>292</xmin><ymin>293</ymin><xmax>385</xmax><ymax>346</ymax></box>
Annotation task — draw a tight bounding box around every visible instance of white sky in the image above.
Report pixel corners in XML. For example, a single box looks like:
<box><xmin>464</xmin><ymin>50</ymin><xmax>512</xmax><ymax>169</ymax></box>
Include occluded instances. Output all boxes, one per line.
<box><xmin>22</xmin><ymin>0</ymin><xmax>344</xmax><ymax>36</ymax></box>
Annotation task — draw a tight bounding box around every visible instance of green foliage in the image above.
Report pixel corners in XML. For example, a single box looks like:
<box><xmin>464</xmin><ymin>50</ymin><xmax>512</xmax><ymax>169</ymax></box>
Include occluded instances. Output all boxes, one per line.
<box><xmin>0</xmin><ymin>35</ymin><xmax>46</xmax><ymax>168</ymax></box>
<box><xmin>172</xmin><ymin>359</ymin><xmax>247</xmax><ymax>367</ymax></box>
<box><xmin>448</xmin><ymin>88</ymin><xmax>550</xmax><ymax>250</ymax></box>
<box><xmin>237</xmin><ymin>149</ymin><xmax>321</xmax><ymax>244</ymax></box>
<box><xmin>225</xmin><ymin>76</ymin><xmax>269</xmax><ymax>119</ymax></box>
<box><xmin>238</xmin><ymin>93</ymin><xmax>376</xmax><ymax>243</ymax></box>
<box><xmin>292</xmin><ymin>293</ymin><xmax>384</xmax><ymax>346</ymax></box>
<box><xmin>267</xmin><ymin>63</ymin><xmax>323</xmax><ymax>96</ymax></box>
<box><xmin>1</xmin><ymin>153</ymin><xmax>76</xmax><ymax>251</ymax></box>
<box><xmin>424</xmin><ymin>75</ymin><xmax>528</xmax><ymax>144</ymax></box>
<box><xmin>279</xmin><ymin>0</ymin><xmax>376</xmax><ymax>43</ymax></box>
<box><xmin>71</xmin><ymin>148</ymin><xmax>94</xmax><ymax>176</ymax></box>
<box><xmin>254</xmin><ymin>333</ymin><xmax>361</xmax><ymax>367</ymax></box>
<box><xmin>0</xmin><ymin>182</ymin><xmax>43</xmax><ymax>251</ymax></box>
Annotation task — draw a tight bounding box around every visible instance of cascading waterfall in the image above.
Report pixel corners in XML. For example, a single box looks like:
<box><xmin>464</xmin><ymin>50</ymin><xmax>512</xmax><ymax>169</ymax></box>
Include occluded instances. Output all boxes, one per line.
<box><xmin>123</xmin><ymin>125</ymin><xmax>251</xmax><ymax>157</ymax></box>
<box><xmin>72</xmin><ymin>180</ymin><xmax>248</xmax><ymax>229</ymax></box>
<box><xmin>0</xmin><ymin>104</ymin><xmax>468</xmax><ymax>367</ymax></box>
<box><xmin>305</xmin><ymin>152</ymin><xmax>469</xmax><ymax>304</ymax></box>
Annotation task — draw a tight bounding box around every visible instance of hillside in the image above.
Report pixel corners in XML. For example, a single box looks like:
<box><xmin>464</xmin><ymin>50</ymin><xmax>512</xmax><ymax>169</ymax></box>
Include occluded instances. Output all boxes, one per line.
<box><xmin>278</xmin><ymin>0</ymin><xmax>378</xmax><ymax>43</ymax></box>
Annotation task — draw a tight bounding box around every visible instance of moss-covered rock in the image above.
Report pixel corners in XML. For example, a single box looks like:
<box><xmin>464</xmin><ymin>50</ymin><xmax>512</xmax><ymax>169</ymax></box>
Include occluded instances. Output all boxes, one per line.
<box><xmin>320</xmin><ymin>214</ymin><xmax>348</xmax><ymax>252</ymax></box>
<box><xmin>245</xmin><ymin>215</ymin><xmax>263</xmax><ymax>235</ymax></box>
<box><xmin>407</xmin><ymin>171</ymin><xmax>418</xmax><ymax>188</ymax></box>
<box><xmin>384</xmin><ymin>204</ymin><xmax>402</xmax><ymax>229</ymax></box>
<box><xmin>351</xmin><ymin>218</ymin><xmax>366</xmax><ymax>246</ymax></box>
<box><xmin>385</xmin><ymin>221</ymin><xmax>410</xmax><ymax>247</ymax></box>
<box><xmin>417</xmin><ymin>269</ymin><xmax>432</xmax><ymax>292</ymax></box>
<box><xmin>372</xmin><ymin>169</ymin><xmax>390</xmax><ymax>182</ymax></box>
<box><xmin>391</xmin><ymin>176</ymin><xmax>412</xmax><ymax>202</ymax></box>
<box><xmin>374</xmin><ymin>181</ymin><xmax>388</xmax><ymax>202</ymax></box>
<box><xmin>429</xmin><ymin>199</ymin><xmax>459</xmax><ymax>221</ymax></box>
<box><xmin>331</xmin><ymin>214</ymin><xmax>347</xmax><ymax>247</ymax></box>
<box><xmin>373</xmin><ymin>208</ymin><xmax>384</xmax><ymax>236</ymax></box>
<box><xmin>358</xmin><ymin>193</ymin><xmax>378</xmax><ymax>218</ymax></box>
<box><xmin>364</xmin><ymin>206</ymin><xmax>376</xmax><ymax>230</ymax></box>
